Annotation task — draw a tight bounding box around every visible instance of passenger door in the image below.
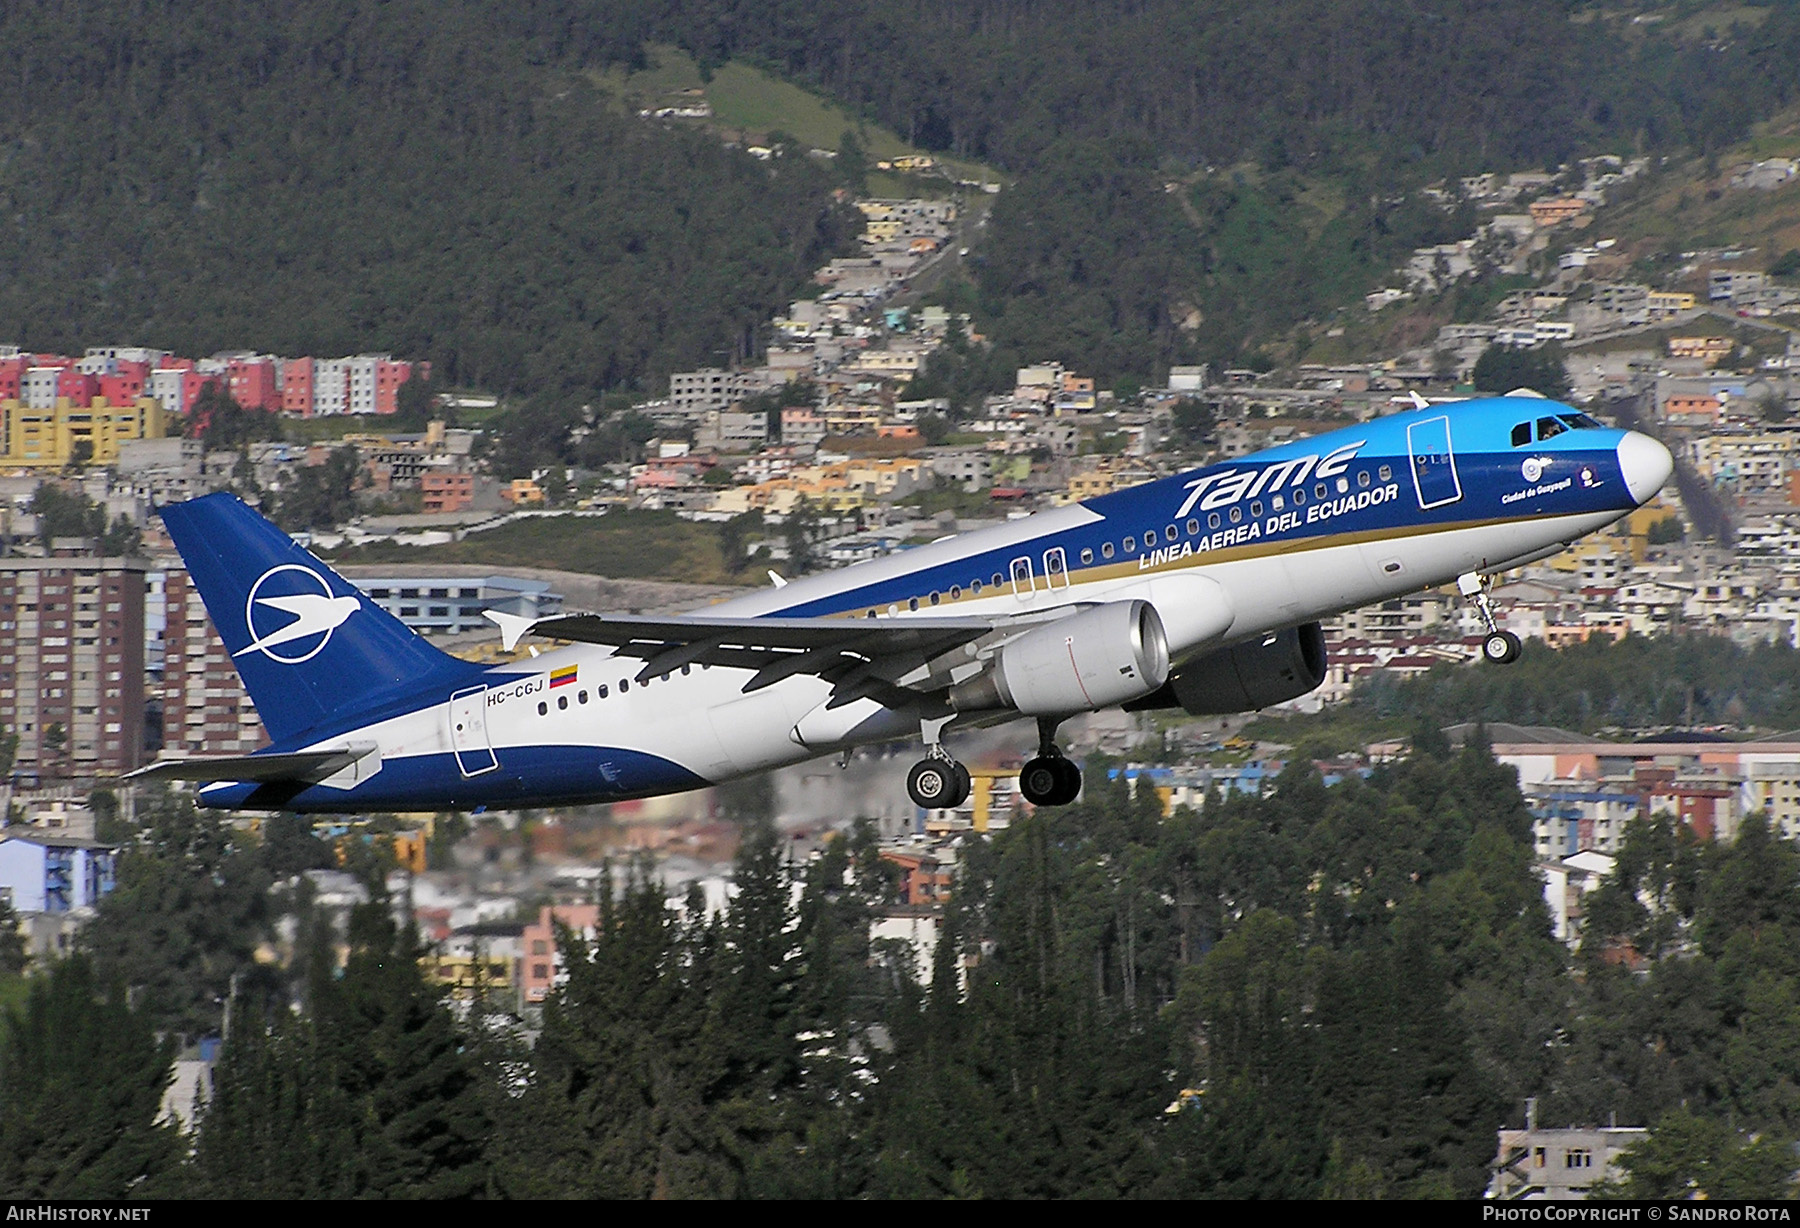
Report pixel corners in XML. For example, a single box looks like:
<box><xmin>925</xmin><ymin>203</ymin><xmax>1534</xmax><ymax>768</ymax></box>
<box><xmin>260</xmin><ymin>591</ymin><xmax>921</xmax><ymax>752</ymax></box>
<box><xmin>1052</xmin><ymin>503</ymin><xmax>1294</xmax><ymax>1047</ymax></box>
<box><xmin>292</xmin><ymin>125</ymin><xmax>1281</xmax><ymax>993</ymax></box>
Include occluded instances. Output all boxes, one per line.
<box><xmin>1407</xmin><ymin>415</ymin><xmax>1463</xmax><ymax>510</ymax></box>
<box><xmin>449</xmin><ymin>686</ymin><xmax>498</xmax><ymax>777</ymax></box>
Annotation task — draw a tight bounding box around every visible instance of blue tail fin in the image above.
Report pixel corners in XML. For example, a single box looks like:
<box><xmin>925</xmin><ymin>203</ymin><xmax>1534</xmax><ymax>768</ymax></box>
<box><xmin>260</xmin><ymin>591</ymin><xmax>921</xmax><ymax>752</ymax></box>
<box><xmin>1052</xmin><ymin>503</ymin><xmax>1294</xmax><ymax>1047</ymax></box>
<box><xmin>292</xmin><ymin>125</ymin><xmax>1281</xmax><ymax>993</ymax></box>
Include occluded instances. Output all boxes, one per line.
<box><xmin>160</xmin><ymin>493</ymin><xmax>479</xmax><ymax>743</ymax></box>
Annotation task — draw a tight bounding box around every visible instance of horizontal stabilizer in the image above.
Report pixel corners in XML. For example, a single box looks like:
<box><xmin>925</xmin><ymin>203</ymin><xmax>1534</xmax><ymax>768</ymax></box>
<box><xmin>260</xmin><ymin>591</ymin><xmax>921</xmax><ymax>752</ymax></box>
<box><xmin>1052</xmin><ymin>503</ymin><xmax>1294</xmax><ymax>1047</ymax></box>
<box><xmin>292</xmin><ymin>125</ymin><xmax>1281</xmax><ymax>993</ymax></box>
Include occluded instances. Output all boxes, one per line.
<box><xmin>124</xmin><ymin>744</ymin><xmax>378</xmax><ymax>784</ymax></box>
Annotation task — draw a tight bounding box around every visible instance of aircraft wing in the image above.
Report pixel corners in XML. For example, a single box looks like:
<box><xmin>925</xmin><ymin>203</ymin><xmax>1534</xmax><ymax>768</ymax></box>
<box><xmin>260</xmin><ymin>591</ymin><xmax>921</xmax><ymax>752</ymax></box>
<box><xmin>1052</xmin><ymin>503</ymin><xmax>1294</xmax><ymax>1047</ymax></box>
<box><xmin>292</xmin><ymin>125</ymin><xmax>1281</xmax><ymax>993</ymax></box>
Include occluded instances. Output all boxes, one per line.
<box><xmin>489</xmin><ymin>609</ymin><xmax>1034</xmax><ymax>708</ymax></box>
<box><xmin>124</xmin><ymin>744</ymin><xmax>377</xmax><ymax>784</ymax></box>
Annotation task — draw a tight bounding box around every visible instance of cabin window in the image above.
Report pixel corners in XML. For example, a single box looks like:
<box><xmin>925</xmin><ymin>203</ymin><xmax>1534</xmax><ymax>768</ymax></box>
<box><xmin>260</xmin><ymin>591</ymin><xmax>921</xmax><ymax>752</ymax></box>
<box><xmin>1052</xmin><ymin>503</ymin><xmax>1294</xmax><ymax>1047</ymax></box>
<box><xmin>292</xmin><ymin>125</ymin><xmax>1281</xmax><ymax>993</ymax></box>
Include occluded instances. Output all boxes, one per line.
<box><xmin>1357</xmin><ymin>471</ymin><xmax>1370</xmax><ymax>488</ymax></box>
<box><xmin>1293</xmin><ymin>487</ymin><xmax>1306</xmax><ymax>505</ymax></box>
<box><xmin>1080</xmin><ymin>549</ymin><xmax>1093</xmax><ymax>565</ymax></box>
<box><xmin>1101</xmin><ymin>542</ymin><xmax>1115</xmax><ymax>559</ymax></box>
<box><xmin>929</xmin><ymin>591</ymin><xmax>941</xmax><ymax>605</ymax></box>
<box><xmin>682</xmin><ymin>664</ymin><xmax>691</xmax><ymax>675</ymax></box>
<box><xmin>619</xmin><ymin>679</ymin><xmax>630</xmax><ymax>693</ymax></box>
<box><xmin>1511</xmin><ymin>422</ymin><xmax>1532</xmax><ymax>447</ymax></box>
<box><xmin>558</xmin><ymin>695</ymin><xmax>568</xmax><ymax>710</ymax></box>
<box><xmin>1161</xmin><ymin>525</ymin><xmax>1174</xmax><ymax>542</ymax></box>
<box><xmin>537</xmin><ymin>701</ymin><xmax>547</xmax><ymax>716</ymax></box>
<box><xmin>908</xmin><ymin>597</ymin><xmax>920</xmax><ymax>611</ymax></box>
<box><xmin>1314</xmin><ymin>482</ymin><xmax>1328</xmax><ymax>499</ymax></box>
<box><xmin>1271</xmin><ymin>495</ymin><xmax>1284</xmax><ymax>511</ymax></box>
<box><xmin>1378</xmin><ymin>464</ymin><xmax>1393</xmax><ymax>482</ymax></box>
<box><xmin>1187</xmin><ymin>518</ymin><xmax>1200</xmax><ymax>535</ymax></box>
<box><xmin>972</xmin><ymin>580</ymin><xmax>984</xmax><ymax>594</ymax></box>
<box><xmin>867</xmin><ymin>609</ymin><xmax>878</xmax><ymax>618</ymax></box>
<box><xmin>1208</xmin><ymin>512</ymin><xmax>1221</xmax><ymax>529</ymax></box>
<box><xmin>1123</xmin><ymin>535</ymin><xmax>1136</xmax><ymax>552</ymax></box>
<box><xmin>992</xmin><ymin>573</ymin><xmax>1004</xmax><ymax>587</ymax></box>
<box><xmin>578</xmin><ymin>690</ymin><xmax>588</xmax><ymax>704</ymax></box>
<box><xmin>598</xmin><ymin>684</ymin><xmax>609</xmax><ymax>698</ymax></box>
<box><xmin>1536</xmin><ymin>416</ymin><xmax>1568</xmax><ymax>441</ymax></box>
<box><xmin>950</xmin><ymin>585</ymin><xmax>962</xmax><ymax>599</ymax></box>
<box><xmin>1229</xmin><ymin>506</ymin><xmax>1243</xmax><ymax>524</ymax></box>
<box><xmin>1249</xmin><ymin>501</ymin><xmax>1263</xmax><ymax>518</ymax></box>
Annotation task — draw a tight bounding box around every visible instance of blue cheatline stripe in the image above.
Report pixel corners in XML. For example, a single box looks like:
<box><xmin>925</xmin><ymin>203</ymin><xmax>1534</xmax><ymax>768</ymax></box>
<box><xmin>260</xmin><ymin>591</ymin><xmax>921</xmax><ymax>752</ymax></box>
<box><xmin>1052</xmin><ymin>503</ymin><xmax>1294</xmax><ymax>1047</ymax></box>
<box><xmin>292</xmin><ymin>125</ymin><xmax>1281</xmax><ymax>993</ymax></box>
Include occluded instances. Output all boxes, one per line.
<box><xmin>769</xmin><ymin>445</ymin><xmax>1630</xmax><ymax>620</ymax></box>
<box><xmin>196</xmin><ymin>745</ymin><xmax>710</xmax><ymax>813</ymax></box>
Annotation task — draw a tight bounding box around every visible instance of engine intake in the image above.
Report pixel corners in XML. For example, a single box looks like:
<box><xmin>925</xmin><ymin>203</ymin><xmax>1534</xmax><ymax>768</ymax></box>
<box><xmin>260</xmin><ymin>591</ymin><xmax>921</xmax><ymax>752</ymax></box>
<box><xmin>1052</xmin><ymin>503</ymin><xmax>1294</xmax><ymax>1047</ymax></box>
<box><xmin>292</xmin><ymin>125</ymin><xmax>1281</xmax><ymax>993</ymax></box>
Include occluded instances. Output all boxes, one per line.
<box><xmin>1125</xmin><ymin>622</ymin><xmax>1327</xmax><ymax>715</ymax></box>
<box><xmin>952</xmin><ymin>600</ymin><xmax>1170</xmax><ymax>716</ymax></box>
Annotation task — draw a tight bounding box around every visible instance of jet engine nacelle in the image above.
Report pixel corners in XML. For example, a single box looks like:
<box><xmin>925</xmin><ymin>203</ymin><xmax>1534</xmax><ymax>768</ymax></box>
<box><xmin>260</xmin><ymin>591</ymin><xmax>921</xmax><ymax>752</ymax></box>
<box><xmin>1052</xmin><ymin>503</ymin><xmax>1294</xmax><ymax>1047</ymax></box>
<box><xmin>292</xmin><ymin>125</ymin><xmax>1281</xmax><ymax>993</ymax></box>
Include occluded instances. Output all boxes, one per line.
<box><xmin>1125</xmin><ymin>622</ymin><xmax>1327</xmax><ymax>715</ymax></box>
<box><xmin>952</xmin><ymin>600</ymin><xmax>1171</xmax><ymax>716</ymax></box>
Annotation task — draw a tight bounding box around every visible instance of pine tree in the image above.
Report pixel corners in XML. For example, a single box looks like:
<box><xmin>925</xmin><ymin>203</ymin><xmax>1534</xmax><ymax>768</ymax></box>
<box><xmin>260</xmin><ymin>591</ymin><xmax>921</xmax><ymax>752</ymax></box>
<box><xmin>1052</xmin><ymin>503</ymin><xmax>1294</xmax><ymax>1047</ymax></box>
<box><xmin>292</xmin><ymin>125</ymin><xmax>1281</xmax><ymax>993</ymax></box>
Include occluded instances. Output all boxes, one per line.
<box><xmin>306</xmin><ymin>903</ymin><xmax>491</xmax><ymax>1198</ymax></box>
<box><xmin>0</xmin><ymin>957</ymin><xmax>176</xmax><ymax>1198</ymax></box>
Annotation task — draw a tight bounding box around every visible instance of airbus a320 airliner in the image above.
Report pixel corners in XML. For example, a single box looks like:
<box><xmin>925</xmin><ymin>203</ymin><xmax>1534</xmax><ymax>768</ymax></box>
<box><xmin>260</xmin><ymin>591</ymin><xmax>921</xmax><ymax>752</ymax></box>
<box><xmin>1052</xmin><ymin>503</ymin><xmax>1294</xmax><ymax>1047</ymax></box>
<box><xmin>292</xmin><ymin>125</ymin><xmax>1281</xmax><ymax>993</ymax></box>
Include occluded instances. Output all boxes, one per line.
<box><xmin>129</xmin><ymin>394</ymin><xmax>1673</xmax><ymax>812</ymax></box>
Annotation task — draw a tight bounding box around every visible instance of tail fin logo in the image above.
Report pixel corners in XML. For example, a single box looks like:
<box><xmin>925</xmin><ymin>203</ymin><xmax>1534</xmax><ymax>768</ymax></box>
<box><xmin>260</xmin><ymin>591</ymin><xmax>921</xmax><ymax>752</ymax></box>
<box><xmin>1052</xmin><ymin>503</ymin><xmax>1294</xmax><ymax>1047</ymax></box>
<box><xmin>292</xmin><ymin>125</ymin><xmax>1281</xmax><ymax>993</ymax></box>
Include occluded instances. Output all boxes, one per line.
<box><xmin>235</xmin><ymin>564</ymin><xmax>361</xmax><ymax>664</ymax></box>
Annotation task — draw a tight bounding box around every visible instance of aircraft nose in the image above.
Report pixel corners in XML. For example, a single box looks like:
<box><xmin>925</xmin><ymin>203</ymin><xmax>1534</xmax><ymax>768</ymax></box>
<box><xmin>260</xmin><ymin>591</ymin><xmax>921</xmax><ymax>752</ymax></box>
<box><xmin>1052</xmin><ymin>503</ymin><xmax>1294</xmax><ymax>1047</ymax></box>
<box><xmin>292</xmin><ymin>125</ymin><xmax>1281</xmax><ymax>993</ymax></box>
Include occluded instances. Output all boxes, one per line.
<box><xmin>1616</xmin><ymin>430</ymin><xmax>1673</xmax><ymax>505</ymax></box>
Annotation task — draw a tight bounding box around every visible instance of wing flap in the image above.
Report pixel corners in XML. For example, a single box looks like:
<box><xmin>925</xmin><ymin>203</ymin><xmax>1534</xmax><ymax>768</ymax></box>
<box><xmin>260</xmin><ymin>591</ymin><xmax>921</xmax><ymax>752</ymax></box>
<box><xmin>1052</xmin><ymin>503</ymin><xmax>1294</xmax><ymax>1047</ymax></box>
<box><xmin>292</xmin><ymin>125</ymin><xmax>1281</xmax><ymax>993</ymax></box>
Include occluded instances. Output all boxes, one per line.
<box><xmin>498</xmin><ymin>610</ymin><xmax>1032</xmax><ymax>697</ymax></box>
<box><xmin>124</xmin><ymin>744</ymin><xmax>378</xmax><ymax>784</ymax></box>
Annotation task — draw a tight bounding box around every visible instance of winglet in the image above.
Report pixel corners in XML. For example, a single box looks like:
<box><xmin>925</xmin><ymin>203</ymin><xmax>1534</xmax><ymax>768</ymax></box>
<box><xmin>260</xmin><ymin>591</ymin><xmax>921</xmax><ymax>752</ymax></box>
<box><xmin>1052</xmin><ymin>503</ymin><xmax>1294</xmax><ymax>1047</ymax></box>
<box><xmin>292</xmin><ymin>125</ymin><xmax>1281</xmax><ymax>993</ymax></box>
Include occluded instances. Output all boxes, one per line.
<box><xmin>483</xmin><ymin>610</ymin><xmax>537</xmax><ymax>652</ymax></box>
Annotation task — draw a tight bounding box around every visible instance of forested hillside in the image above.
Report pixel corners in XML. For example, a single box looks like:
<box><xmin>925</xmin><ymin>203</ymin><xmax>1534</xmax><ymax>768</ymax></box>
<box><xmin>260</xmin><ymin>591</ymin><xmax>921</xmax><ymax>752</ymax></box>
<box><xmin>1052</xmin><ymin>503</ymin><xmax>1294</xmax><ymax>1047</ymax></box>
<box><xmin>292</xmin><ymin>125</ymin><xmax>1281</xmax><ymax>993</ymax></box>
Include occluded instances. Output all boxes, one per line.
<box><xmin>0</xmin><ymin>1</ymin><xmax>857</xmax><ymax>396</ymax></box>
<box><xmin>629</xmin><ymin>0</ymin><xmax>1799</xmax><ymax>170</ymax></box>
<box><xmin>601</xmin><ymin>1</ymin><xmax>1800</xmax><ymax>379</ymax></box>
<box><xmin>6</xmin><ymin>2</ymin><xmax>1798</xmax><ymax>396</ymax></box>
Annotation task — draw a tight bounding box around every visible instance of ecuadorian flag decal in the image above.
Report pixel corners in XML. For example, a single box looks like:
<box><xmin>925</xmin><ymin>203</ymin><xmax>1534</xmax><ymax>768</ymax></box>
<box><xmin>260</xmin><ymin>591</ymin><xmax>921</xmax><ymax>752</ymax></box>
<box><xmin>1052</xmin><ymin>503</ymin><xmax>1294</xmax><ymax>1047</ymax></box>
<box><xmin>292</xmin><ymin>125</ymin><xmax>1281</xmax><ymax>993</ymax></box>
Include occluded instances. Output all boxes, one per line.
<box><xmin>549</xmin><ymin>665</ymin><xmax>578</xmax><ymax>688</ymax></box>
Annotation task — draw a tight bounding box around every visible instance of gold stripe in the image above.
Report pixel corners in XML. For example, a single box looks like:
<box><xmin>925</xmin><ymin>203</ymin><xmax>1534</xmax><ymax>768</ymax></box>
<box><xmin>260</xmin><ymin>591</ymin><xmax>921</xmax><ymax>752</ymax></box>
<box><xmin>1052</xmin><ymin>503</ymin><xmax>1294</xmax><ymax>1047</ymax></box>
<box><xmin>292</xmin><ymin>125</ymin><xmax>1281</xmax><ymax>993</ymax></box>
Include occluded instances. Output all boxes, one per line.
<box><xmin>829</xmin><ymin>508</ymin><xmax>1598</xmax><ymax>615</ymax></box>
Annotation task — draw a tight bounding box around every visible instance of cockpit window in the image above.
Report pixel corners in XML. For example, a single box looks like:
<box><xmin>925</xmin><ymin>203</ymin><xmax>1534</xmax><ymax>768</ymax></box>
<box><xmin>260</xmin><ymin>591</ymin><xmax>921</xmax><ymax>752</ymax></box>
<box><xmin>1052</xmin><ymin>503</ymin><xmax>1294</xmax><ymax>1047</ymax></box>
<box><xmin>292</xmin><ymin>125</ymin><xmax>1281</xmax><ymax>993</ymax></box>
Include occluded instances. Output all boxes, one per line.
<box><xmin>1535</xmin><ymin>416</ymin><xmax>1568</xmax><ymax>441</ymax></box>
<box><xmin>1511</xmin><ymin>422</ymin><xmax>1531</xmax><ymax>447</ymax></box>
<box><xmin>1559</xmin><ymin>412</ymin><xmax>1604</xmax><ymax>430</ymax></box>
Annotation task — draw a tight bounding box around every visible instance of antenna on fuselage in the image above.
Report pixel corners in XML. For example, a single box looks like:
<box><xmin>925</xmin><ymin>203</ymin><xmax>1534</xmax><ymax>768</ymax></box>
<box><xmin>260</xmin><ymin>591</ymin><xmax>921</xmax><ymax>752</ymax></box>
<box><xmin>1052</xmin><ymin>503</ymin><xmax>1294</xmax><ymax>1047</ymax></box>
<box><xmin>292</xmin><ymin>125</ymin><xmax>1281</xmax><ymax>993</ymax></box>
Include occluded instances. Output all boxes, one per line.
<box><xmin>1407</xmin><ymin>391</ymin><xmax>1430</xmax><ymax>410</ymax></box>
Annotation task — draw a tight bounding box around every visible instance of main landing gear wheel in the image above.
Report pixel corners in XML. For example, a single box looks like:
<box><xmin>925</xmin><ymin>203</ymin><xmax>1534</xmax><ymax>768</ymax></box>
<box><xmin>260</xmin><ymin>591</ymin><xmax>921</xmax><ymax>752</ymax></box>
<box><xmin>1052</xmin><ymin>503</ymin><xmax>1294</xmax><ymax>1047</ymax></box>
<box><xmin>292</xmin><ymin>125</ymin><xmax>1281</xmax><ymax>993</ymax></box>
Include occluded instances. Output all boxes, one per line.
<box><xmin>1482</xmin><ymin>631</ymin><xmax>1523</xmax><ymax>665</ymax></box>
<box><xmin>908</xmin><ymin>757</ymin><xmax>971</xmax><ymax>809</ymax></box>
<box><xmin>1019</xmin><ymin>755</ymin><xmax>1082</xmax><ymax>807</ymax></box>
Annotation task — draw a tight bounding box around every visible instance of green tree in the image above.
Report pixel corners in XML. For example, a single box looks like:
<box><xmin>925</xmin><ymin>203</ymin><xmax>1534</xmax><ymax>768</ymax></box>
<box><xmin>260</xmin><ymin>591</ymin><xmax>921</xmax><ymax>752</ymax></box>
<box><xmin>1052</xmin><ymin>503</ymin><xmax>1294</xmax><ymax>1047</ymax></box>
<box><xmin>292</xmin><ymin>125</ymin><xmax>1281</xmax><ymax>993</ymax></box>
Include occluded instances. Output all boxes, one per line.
<box><xmin>305</xmin><ymin>902</ymin><xmax>491</xmax><ymax>1197</ymax></box>
<box><xmin>275</xmin><ymin>446</ymin><xmax>362</xmax><ymax>532</ymax></box>
<box><xmin>82</xmin><ymin>787</ymin><xmax>276</xmax><ymax>1036</ymax></box>
<box><xmin>0</xmin><ymin>901</ymin><xmax>27</xmax><ymax>977</ymax></box>
<box><xmin>1171</xmin><ymin>397</ymin><xmax>1216</xmax><ymax>447</ymax></box>
<box><xmin>1470</xmin><ymin>343</ymin><xmax>1571</xmax><ymax>399</ymax></box>
<box><xmin>1597</xmin><ymin>1107</ymin><xmax>1798</xmax><ymax>1200</ymax></box>
<box><xmin>28</xmin><ymin>484</ymin><xmax>107</xmax><ymax>548</ymax></box>
<box><xmin>184</xmin><ymin>385</ymin><xmax>281</xmax><ymax>453</ymax></box>
<box><xmin>0</xmin><ymin>957</ymin><xmax>176</xmax><ymax>1198</ymax></box>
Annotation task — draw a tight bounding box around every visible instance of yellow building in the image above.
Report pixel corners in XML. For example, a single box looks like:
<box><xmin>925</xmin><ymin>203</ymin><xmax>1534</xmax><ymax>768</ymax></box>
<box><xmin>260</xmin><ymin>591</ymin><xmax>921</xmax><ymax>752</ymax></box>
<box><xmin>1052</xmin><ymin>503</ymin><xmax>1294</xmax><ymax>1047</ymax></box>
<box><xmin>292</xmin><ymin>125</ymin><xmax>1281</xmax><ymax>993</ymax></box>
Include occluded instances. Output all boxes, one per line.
<box><xmin>422</xmin><ymin>952</ymin><xmax>517</xmax><ymax>1003</ymax></box>
<box><xmin>330</xmin><ymin>827</ymin><xmax>428</xmax><ymax>874</ymax></box>
<box><xmin>0</xmin><ymin>395</ymin><xmax>166</xmax><ymax>468</ymax></box>
<box><xmin>502</xmin><ymin>478</ymin><xmax>545</xmax><ymax>505</ymax></box>
<box><xmin>1066</xmin><ymin>470</ymin><xmax>1115</xmax><ymax>501</ymax></box>
<box><xmin>1668</xmin><ymin>336</ymin><xmax>1735</xmax><ymax>364</ymax></box>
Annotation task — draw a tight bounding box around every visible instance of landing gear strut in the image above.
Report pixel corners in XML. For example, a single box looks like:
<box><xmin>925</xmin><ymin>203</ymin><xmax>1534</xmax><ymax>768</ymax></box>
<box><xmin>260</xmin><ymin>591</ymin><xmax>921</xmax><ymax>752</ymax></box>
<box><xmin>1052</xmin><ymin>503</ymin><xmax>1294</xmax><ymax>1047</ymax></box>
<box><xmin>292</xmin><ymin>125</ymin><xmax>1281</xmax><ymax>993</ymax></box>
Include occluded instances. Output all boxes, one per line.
<box><xmin>1019</xmin><ymin>716</ymin><xmax>1082</xmax><ymax>807</ymax></box>
<box><xmin>1459</xmin><ymin>571</ymin><xmax>1521</xmax><ymax>665</ymax></box>
<box><xmin>907</xmin><ymin>714</ymin><xmax>971</xmax><ymax>809</ymax></box>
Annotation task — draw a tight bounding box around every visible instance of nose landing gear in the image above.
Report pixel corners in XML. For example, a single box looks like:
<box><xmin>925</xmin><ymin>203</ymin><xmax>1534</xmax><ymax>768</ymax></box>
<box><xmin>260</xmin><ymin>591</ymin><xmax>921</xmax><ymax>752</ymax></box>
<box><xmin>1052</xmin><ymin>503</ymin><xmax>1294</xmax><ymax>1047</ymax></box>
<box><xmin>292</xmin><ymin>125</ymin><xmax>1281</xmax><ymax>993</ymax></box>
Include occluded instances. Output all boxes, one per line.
<box><xmin>1460</xmin><ymin>572</ymin><xmax>1521</xmax><ymax>665</ymax></box>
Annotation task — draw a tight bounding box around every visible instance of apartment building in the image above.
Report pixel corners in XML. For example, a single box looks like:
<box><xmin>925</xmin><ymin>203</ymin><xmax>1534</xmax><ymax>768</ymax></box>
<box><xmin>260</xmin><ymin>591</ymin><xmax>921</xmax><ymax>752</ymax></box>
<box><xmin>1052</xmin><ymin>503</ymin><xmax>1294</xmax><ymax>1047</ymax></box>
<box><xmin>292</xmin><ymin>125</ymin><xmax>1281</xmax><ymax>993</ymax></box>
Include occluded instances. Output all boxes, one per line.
<box><xmin>0</xmin><ymin>555</ymin><xmax>146</xmax><ymax>781</ymax></box>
